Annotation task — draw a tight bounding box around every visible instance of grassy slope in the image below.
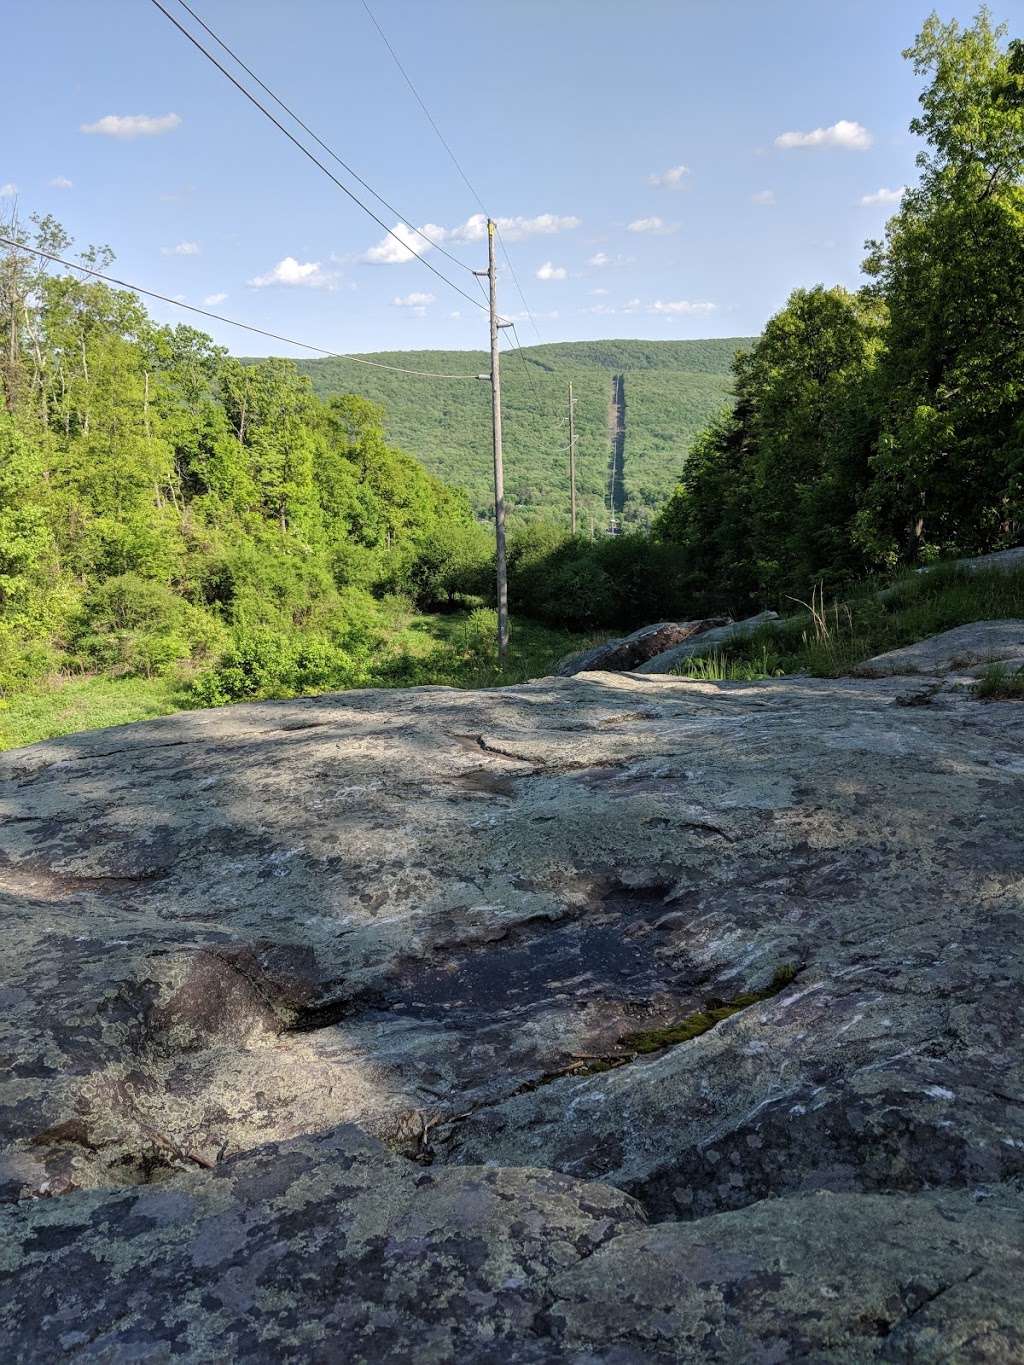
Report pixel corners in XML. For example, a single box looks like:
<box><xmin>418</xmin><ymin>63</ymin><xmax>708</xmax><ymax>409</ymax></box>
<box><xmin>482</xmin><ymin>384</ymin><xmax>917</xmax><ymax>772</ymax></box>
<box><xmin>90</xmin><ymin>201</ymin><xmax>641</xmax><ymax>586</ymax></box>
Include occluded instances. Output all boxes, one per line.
<box><xmin>0</xmin><ymin>613</ymin><xmax>592</xmax><ymax>752</ymax></box>
<box><xmin>672</xmin><ymin>565</ymin><xmax>1024</xmax><ymax>680</ymax></box>
<box><xmin>291</xmin><ymin>338</ymin><xmax>752</xmax><ymax>528</ymax></box>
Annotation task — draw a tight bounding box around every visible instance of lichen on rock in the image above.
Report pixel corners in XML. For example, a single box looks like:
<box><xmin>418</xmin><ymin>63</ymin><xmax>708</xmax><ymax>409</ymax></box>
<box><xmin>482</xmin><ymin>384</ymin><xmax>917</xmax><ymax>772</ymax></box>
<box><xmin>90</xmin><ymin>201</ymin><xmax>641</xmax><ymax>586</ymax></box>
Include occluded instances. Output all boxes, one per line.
<box><xmin>2</xmin><ymin>660</ymin><xmax>1023</xmax><ymax>1358</ymax></box>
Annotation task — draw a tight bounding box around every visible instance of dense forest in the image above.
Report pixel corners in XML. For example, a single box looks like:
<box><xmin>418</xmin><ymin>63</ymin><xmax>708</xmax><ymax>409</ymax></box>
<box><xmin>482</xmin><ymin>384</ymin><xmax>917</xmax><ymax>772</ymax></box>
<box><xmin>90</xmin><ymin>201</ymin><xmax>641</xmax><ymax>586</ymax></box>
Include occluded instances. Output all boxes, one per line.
<box><xmin>292</xmin><ymin>338</ymin><xmax>746</xmax><ymax>530</ymax></box>
<box><xmin>0</xmin><ymin>224</ymin><xmax>499</xmax><ymax>702</ymax></box>
<box><xmin>1</xmin><ymin>8</ymin><xmax>1021</xmax><ymax>723</ymax></box>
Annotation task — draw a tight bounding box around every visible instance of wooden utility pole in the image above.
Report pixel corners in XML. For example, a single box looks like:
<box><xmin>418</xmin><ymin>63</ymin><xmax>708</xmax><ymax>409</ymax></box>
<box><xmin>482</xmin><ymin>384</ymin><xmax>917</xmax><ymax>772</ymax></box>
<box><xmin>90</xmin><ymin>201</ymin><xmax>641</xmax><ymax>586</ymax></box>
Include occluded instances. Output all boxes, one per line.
<box><xmin>475</xmin><ymin>219</ymin><xmax>509</xmax><ymax>660</ymax></box>
<box><xmin>568</xmin><ymin>381</ymin><xmax>577</xmax><ymax>534</ymax></box>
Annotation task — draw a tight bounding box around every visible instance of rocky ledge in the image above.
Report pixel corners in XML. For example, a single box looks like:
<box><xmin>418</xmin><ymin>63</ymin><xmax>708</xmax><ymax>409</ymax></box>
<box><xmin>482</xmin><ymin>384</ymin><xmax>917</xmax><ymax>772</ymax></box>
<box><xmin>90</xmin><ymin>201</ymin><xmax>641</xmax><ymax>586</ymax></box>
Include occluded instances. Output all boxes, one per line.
<box><xmin>1</xmin><ymin>653</ymin><xmax>1023</xmax><ymax>1360</ymax></box>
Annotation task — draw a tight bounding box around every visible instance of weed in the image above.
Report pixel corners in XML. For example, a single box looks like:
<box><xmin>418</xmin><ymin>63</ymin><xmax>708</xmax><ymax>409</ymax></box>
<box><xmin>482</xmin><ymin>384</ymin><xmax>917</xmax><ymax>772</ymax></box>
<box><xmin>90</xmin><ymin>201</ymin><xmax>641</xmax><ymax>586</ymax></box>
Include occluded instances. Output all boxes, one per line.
<box><xmin>672</xmin><ymin>644</ymin><xmax>785</xmax><ymax>682</ymax></box>
<box><xmin>974</xmin><ymin>663</ymin><xmax>1024</xmax><ymax>701</ymax></box>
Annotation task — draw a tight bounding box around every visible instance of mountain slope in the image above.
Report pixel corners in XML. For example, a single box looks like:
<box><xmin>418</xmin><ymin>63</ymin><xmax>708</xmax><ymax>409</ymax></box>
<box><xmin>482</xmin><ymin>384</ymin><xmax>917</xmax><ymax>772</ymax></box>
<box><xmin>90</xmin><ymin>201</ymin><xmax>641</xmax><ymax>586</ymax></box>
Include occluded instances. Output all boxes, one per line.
<box><xmin>291</xmin><ymin>338</ymin><xmax>753</xmax><ymax>528</ymax></box>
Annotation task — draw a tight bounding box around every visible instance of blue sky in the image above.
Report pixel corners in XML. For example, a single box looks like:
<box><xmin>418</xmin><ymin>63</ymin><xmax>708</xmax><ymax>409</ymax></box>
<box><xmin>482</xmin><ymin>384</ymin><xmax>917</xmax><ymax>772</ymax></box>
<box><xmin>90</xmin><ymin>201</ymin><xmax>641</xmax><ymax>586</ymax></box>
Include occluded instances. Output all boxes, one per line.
<box><xmin>6</xmin><ymin>0</ymin><xmax>1021</xmax><ymax>356</ymax></box>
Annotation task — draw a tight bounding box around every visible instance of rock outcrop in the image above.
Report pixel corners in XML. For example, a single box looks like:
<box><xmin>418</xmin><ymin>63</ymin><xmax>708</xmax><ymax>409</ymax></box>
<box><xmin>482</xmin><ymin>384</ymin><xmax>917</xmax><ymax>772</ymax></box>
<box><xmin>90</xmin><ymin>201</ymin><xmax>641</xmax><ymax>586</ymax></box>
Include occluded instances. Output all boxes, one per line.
<box><xmin>855</xmin><ymin>618</ymin><xmax>1024</xmax><ymax>677</ymax></box>
<box><xmin>556</xmin><ymin>618</ymin><xmax>728</xmax><ymax>676</ymax></box>
<box><xmin>2</xmin><ymin>659</ymin><xmax>1023</xmax><ymax>1359</ymax></box>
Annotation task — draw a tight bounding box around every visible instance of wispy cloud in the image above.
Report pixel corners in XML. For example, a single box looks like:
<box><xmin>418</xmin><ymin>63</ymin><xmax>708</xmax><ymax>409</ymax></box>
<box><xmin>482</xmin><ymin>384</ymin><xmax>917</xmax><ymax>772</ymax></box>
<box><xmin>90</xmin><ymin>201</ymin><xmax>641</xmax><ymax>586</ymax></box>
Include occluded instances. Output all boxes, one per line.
<box><xmin>587</xmin><ymin>297</ymin><xmax>715</xmax><ymax>318</ymax></box>
<box><xmin>775</xmin><ymin>120</ymin><xmax>872</xmax><ymax>151</ymax></box>
<box><xmin>202</xmin><ymin>292</ymin><xmax>227</xmax><ymax>306</ymax></box>
<box><xmin>650</xmin><ymin>299</ymin><xmax>716</xmax><ymax>315</ymax></box>
<box><xmin>362</xmin><ymin>211</ymin><xmax>581</xmax><ymax>264</ymax></box>
<box><xmin>587</xmin><ymin>250</ymin><xmax>633</xmax><ymax>268</ymax></box>
<box><xmin>49</xmin><ymin>176</ymin><xmax>73</xmax><ymax>190</ymax></box>
<box><xmin>393</xmin><ymin>291</ymin><xmax>435</xmax><ymax>307</ymax></box>
<box><xmin>590</xmin><ymin>287</ymin><xmax>609</xmax><ymax>296</ymax></box>
<box><xmin>627</xmin><ymin>216</ymin><xmax>678</xmax><ymax>235</ymax></box>
<box><xmin>249</xmin><ymin>257</ymin><xmax>338</xmax><ymax>289</ymax></box>
<box><xmin>471</xmin><ymin>212</ymin><xmax>580</xmax><ymax>242</ymax></box>
<box><xmin>81</xmin><ymin>113</ymin><xmax>182</xmax><ymax>138</ymax></box>
<box><xmin>0</xmin><ymin>183</ymin><xmax>16</xmax><ymax>198</ymax></box>
<box><xmin>536</xmin><ymin>261</ymin><xmax>567</xmax><ymax>281</ymax></box>
<box><xmin>751</xmin><ymin>189</ymin><xmax>776</xmax><ymax>206</ymax></box>
<box><xmin>648</xmin><ymin>164</ymin><xmax>690</xmax><ymax>190</ymax></box>
<box><xmin>161</xmin><ymin>240</ymin><xmax>200</xmax><ymax>256</ymax></box>
<box><xmin>860</xmin><ymin>185</ymin><xmax>905</xmax><ymax>205</ymax></box>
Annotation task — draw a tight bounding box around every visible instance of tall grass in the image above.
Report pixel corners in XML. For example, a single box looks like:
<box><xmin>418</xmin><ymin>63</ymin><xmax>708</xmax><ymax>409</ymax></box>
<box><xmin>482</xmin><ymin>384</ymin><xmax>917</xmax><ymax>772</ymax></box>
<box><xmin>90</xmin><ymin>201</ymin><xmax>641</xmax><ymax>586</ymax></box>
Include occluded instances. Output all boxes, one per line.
<box><xmin>674</xmin><ymin>564</ymin><xmax>1024</xmax><ymax>680</ymax></box>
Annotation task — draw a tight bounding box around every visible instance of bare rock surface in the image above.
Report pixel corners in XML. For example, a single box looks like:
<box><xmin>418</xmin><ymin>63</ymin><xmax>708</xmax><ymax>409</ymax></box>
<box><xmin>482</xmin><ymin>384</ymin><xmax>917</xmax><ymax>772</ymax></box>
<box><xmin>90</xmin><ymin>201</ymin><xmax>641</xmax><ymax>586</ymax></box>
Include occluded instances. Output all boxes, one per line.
<box><xmin>556</xmin><ymin>619</ymin><xmax>728</xmax><ymax>676</ymax></box>
<box><xmin>930</xmin><ymin>545</ymin><xmax>1024</xmax><ymax>575</ymax></box>
<box><xmin>854</xmin><ymin>618</ymin><xmax>1024</xmax><ymax>677</ymax></box>
<box><xmin>633</xmin><ymin>610</ymin><xmax>781</xmax><ymax>672</ymax></box>
<box><xmin>2</xmin><ymin>661</ymin><xmax>1023</xmax><ymax>1359</ymax></box>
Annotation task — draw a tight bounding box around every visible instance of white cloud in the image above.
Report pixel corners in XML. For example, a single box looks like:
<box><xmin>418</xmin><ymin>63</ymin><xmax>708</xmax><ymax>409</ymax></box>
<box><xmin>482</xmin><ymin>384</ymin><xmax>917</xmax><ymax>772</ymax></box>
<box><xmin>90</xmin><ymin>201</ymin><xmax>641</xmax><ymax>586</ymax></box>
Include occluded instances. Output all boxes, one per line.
<box><xmin>81</xmin><ymin>112</ymin><xmax>182</xmax><ymax>138</ymax></box>
<box><xmin>590</xmin><ymin>287</ymin><xmax>609</xmax><ymax>296</ymax></box>
<box><xmin>393</xmin><ymin>291</ymin><xmax>436</xmax><ymax>307</ymax></box>
<box><xmin>860</xmin><ymin>185</ymin><xmax>906</xmax><ymax>206</ymax></box>
<box><xmin>648</xmin><ymin>164</ymin><xmax>690</xmax><ymax>190</ymax></box>
<box><xmin>775</xmin><ymin>119</ymin><xmax>872</xmax><ymax>151</ymax></box>
<box><xmin>202</xmin><ymin>292</ymin><xmax>227</xmax><ymax>306</ymax></box>
<box><xmin>627</xmin><ymin>216</ymin><xmax>678</xmax><ymax>235</ymax></box>
<box><xmin>650</xmin><ymin>299</ymin><xmax>717</xmax><ymax>316</ymax></box>
<box><xmin>363</xmin><ymin>221</ymin><xmax>448</xmax><ymax>264</ymax></box>
<box><xmin>536</xmin><ymin>261</ymin><xmax>567</xmax><ymax>281</ymax></box>
<box><xmin>249</xmin><ymin>256</ymin><xmax>337</xmax><ymax>289</ymax></box>
<box><xmin>161</xmin><ymin>240</ymin><xmax>200</xmax><ymax>256</ymax></box>
<box><xmin>587</xmin><ymin>250</ymin><xmax>633</xmax><ymax>268</ymax></box>
<box><xmin>466</xmin><ymin>212</ymin><xmax>580</xmax><ymax>242</ymax></box>
<box><xmin>362</xmin><ymin>211</ymin><xmax>581</xmax><ymax>264</ymax></box>
<box><xmin>752</xmin><ymin>189</ymin><xmax>776</xmax><ymax>205</ymax></box>
<box><xmin>0</xmin><ymin>183</ymin><xmax>16</xmax><ymax>198</ymax></box>
<box><xmin>49</xmin><ymin>176</ymin><xmax>73</xmax><ymax>190</ymax></box>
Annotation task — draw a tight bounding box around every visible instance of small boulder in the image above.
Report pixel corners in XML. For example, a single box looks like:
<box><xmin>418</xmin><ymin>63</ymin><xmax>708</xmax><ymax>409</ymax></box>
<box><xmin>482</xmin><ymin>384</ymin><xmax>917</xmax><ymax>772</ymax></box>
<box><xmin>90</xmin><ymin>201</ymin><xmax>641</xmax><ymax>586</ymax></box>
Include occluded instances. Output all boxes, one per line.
<box><xmin>557</xmin><ymin>618</ymin><xmax>729</xmax><ymax>676</ymax></box>
<box><xmin>634</xmin><ymin>610</ymin><xmax>781</xmax><ymax>673</ymax></box>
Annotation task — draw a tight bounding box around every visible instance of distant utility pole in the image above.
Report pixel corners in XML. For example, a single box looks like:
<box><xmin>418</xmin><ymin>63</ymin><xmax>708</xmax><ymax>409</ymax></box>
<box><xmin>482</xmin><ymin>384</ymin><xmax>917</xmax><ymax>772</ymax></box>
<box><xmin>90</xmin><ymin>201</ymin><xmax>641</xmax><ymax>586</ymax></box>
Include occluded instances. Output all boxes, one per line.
<box><xmin>568</xmin><ymin>380</ymin><xmax>577</xmax><ymax>534</ymax></box>
<box><xmin>475</xmin><ymin>219</ymin><xmax>510</xmax><ymax>661</ymax></box>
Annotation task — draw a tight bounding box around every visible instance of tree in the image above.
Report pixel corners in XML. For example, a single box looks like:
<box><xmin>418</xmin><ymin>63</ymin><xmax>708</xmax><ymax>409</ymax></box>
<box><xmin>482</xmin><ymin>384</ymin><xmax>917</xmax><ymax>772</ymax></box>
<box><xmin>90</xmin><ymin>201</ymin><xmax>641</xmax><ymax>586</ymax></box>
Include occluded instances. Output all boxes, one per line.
<box><xmin>857</xmin><ymin>8</ymin><xmax>1024</xmax><ymax>562</ymax></box>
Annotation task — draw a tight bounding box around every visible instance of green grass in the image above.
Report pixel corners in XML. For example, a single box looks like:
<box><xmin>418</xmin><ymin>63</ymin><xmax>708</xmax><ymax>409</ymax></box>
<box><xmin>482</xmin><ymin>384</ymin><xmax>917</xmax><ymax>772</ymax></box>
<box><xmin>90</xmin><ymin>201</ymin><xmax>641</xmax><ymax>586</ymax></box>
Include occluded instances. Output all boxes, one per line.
<box><xmin>672</xmin><ymin>645</ymin><xmax>785</xmax><ymax>682</ymax></box>
<box><xmin>975</xmin><ymin>662</ymin><xmax>1024</xmax><ymax>700</ymax></box>
<box><xmin>284</xmin><ymin>339</ymin><xmax>752</xmax><ymax>528</ymax></box>
<box><xmin>0</xmin><ymin>611</ymin><xmax>589</xmax><ymax>752</ymax></box>
<box><xmin>0</xmin><ymin>676</ymin><xmax>184</xmax><ymax>751</ymax></box>
<box><xmin>676</xmin><ymin>564</ymin><xmax>1024</xmax><ymax>680</ymax></box>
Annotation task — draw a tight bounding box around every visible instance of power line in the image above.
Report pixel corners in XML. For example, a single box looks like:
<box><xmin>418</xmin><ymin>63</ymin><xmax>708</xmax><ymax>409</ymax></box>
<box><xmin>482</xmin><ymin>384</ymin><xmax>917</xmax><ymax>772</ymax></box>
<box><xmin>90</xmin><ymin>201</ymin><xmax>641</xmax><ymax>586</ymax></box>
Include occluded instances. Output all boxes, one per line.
<box><xmin>359</xmin><ymin>0</ymin><xmax>543</xmax><ymax>341</ymax></box>
<box><xmin>166</xmin><ymin>0</ymin><xmax>474</xmax><ymax>277</ymax></box>
<box><xmin>359</xmin><ymin>0</ymin><xmax>482</xmax><ymax>210</ymax></box>
<box><xmin>506</xmin><ymin>322</ymin><xmax>543</xmax><ymax>404</ymax></box>
<box><xmin>147</xmin><ymin>0</ymin><xmax>487</xmax><ymax>314</ymax></box>
<box><xmin>493</xmin><ymin>226</ymin><xmax>543</xmax><ymax>343</ymax></box>
<box><xmin>0</xmin><ymin>237</ymin><xmax>480</xmax><ymax>379</ymax></box>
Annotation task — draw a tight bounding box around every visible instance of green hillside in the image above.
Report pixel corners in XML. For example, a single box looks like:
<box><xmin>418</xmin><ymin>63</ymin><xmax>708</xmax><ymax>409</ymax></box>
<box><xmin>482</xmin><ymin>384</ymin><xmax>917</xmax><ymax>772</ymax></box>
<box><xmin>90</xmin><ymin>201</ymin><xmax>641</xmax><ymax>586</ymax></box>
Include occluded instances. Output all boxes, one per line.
<box><xmin>291</xmin><ymin>338</ymin><xmax>753</xmax><ymax>529</ymax></box>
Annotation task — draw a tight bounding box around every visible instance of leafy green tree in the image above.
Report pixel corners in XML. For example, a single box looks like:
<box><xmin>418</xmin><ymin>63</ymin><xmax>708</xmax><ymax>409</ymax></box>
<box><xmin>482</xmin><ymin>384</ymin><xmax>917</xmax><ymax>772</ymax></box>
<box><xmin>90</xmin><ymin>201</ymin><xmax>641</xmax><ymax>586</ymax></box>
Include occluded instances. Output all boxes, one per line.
<box><xmin>857</xmin><ymin>8</ymin><xmax>1024</xmax><ymax>562</ymax></box>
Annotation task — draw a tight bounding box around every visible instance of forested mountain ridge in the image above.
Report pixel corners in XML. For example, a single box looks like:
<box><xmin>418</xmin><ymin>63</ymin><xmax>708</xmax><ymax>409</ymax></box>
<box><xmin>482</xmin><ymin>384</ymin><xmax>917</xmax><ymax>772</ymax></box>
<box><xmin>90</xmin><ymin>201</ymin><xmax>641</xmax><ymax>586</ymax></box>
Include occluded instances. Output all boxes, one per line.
<box><xmin>289</xmin><ymin>338</ymin><xmax>751</xmax><ymax>528</ymax></box>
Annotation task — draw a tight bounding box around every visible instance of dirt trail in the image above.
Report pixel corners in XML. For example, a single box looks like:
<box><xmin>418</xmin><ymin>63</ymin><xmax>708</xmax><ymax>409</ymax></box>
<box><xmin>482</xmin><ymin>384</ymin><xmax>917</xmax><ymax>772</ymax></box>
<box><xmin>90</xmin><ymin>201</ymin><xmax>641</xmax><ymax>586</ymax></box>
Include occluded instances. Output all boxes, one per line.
<box><xmin>606</xmin><ymin>373</ymin><xmax>625</xmax><ymax>533</ymax></box>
